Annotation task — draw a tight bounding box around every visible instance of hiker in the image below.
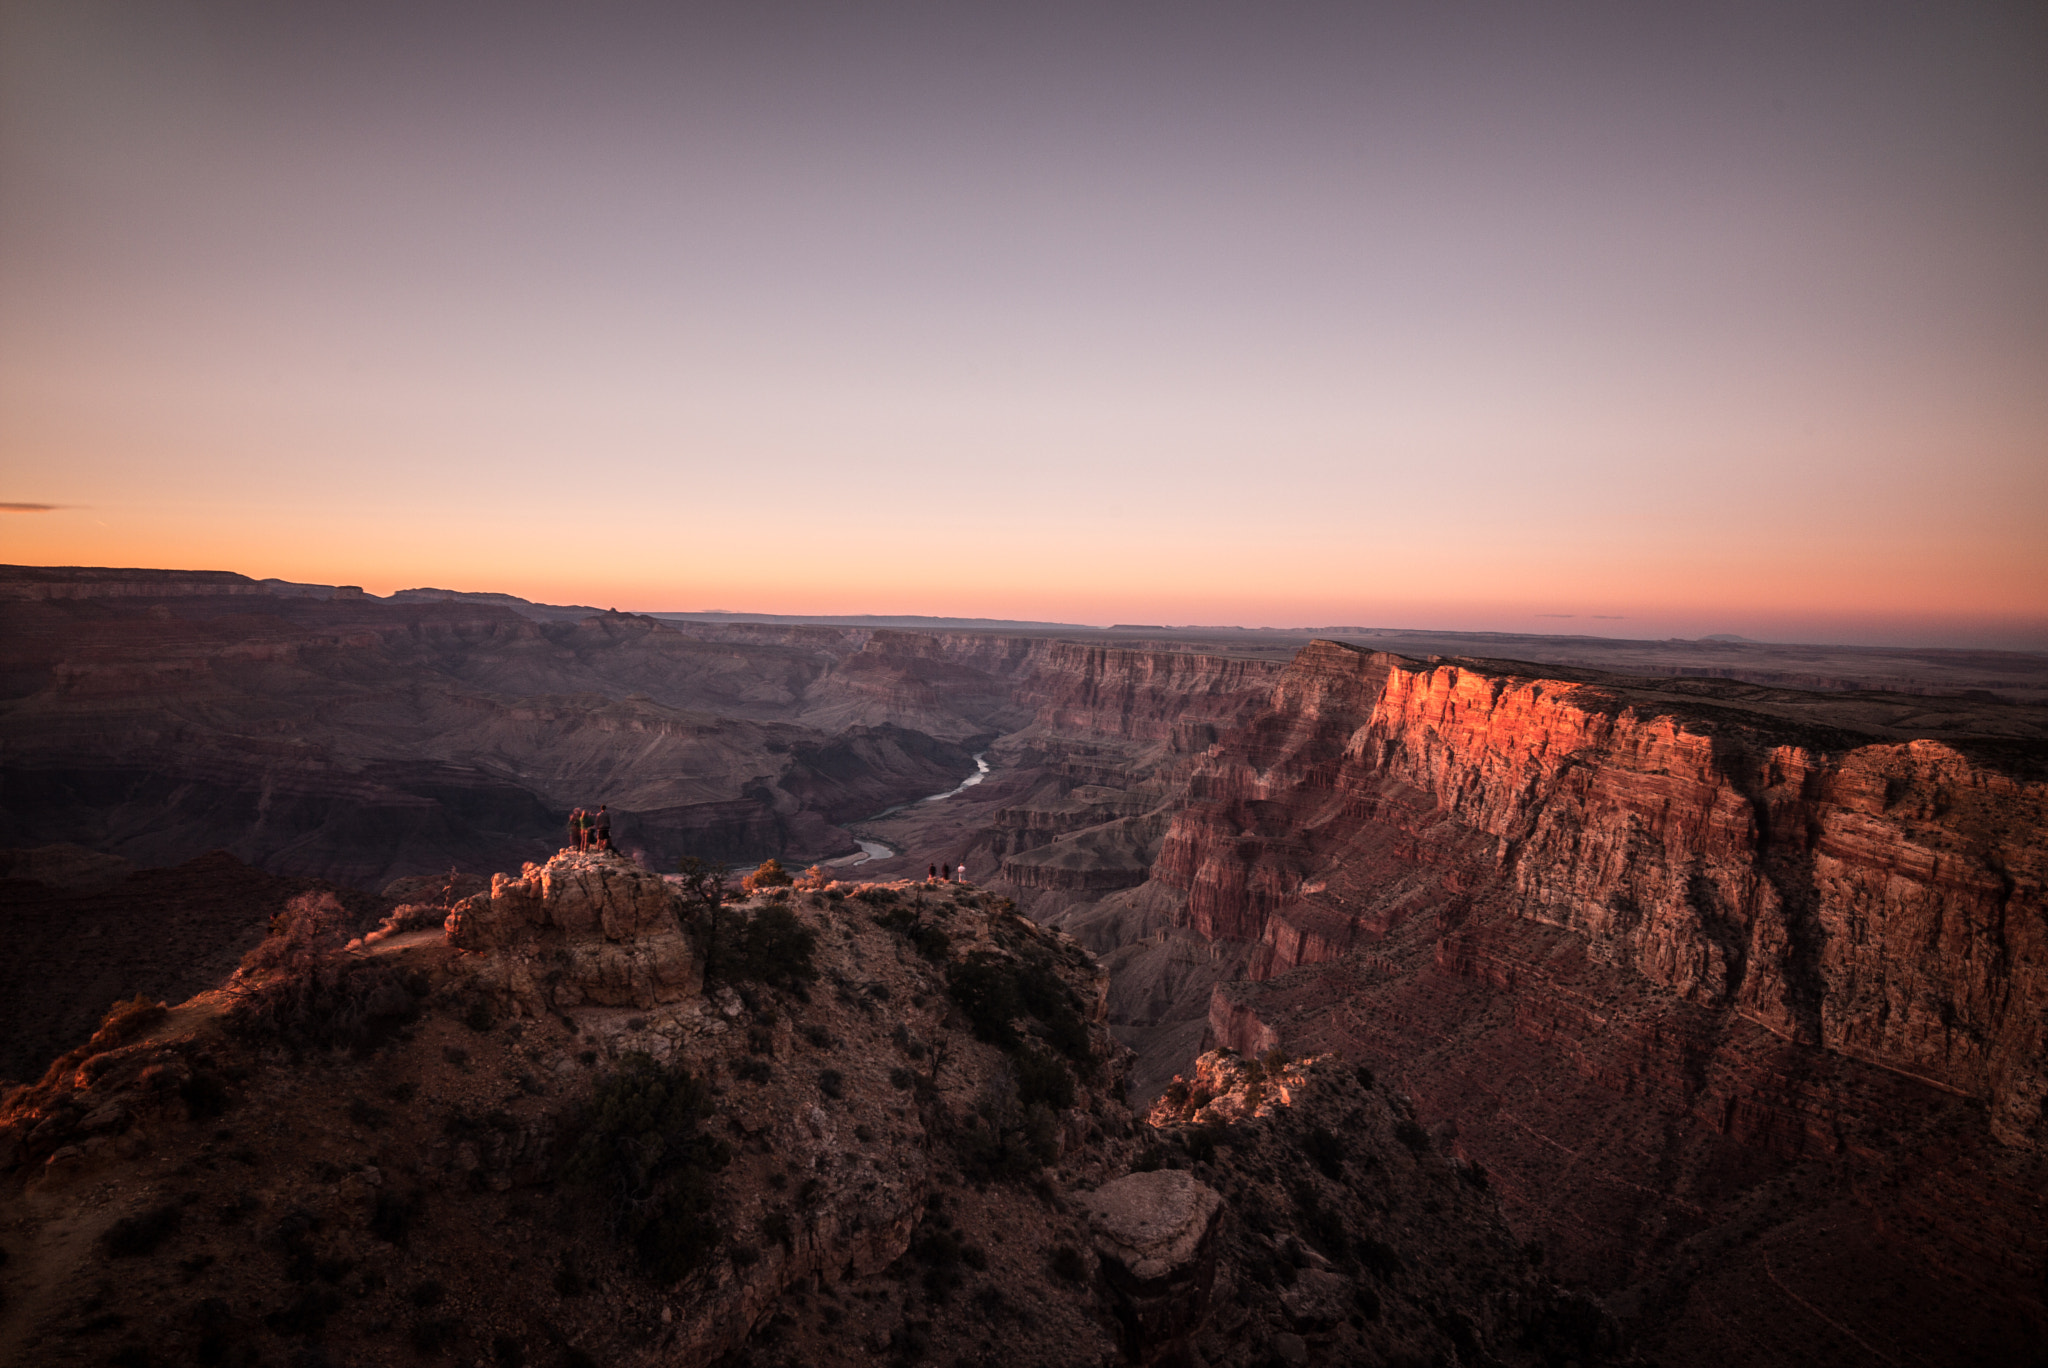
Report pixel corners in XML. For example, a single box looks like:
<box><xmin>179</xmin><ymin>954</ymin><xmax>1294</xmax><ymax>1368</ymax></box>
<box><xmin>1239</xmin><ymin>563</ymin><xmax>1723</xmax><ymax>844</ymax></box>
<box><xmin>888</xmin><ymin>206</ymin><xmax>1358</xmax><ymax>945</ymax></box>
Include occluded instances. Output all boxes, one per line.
<box><xmin>928</xmin><ymin>863</ymin><xmax>938</xmax><ymax>881</ymax></box>
<box><xmin>567</xmin><ymin>807</ymin><xmax>586</xmax><ymax>852</ymax></box>
<box><xmin>593</xmin><ymin>805</ymin><xmax>612</xmax><ymax>852</ymax></box>
<box><xmin>955</xmin><ymin>864</ymin><xmax>966</xmax><ymax>882</ymax></box>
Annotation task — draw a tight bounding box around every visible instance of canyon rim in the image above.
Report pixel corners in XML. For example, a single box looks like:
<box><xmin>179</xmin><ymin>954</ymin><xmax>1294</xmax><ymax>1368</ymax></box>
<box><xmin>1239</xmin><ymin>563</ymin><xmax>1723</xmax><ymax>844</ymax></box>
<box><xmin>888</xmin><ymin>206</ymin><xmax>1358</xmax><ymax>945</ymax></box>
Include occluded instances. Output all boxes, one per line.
<box><xmin>0</xmin><ymin>566</ymin><xmax>2043</xmax><ymax>1366</ymax></box>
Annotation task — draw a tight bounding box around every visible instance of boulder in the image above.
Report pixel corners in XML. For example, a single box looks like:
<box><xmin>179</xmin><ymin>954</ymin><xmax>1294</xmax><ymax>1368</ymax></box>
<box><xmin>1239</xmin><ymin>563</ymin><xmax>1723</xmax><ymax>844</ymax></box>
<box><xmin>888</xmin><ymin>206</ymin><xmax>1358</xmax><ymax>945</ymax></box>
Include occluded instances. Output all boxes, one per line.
<box><xmin>1081</xmin><ymin>1169</ymin><xmax>1226</xmax><ymax>1365</ymax></box>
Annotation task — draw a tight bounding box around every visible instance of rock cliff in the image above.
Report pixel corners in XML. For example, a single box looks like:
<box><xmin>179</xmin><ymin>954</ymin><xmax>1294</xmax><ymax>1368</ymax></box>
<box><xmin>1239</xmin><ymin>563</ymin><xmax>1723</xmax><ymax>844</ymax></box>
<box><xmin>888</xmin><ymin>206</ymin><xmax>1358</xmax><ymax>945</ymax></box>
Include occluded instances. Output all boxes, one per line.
<box><xmin>1142</xmin><ymin>641</ymin><xmax>2048</xmax><ymax>1366</ymax></box>
<box><xmin>1160</xmin><ymin>643</ymin><xmax>2048</xmax><ymax>1147</ymax></box>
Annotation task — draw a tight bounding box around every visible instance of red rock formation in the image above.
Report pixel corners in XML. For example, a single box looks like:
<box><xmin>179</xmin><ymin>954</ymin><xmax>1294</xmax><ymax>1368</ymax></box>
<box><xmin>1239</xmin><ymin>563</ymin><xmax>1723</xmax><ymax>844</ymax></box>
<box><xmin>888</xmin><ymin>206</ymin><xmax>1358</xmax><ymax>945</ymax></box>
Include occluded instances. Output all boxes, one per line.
<box><xmin>1146</xmin><ymin>640</ymin><xmax>2048</xmax><ymax>1366</ymax></box>
<box><xmin>1161</xmin><ymin>645</ymin><xmax>2048</xmax><ymax>1146</ymax></box>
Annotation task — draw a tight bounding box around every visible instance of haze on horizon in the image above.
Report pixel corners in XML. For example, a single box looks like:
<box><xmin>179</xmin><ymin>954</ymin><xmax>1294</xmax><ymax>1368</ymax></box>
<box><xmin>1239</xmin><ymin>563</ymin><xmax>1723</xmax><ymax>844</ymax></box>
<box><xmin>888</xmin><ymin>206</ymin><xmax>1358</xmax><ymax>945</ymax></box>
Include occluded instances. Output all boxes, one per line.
<box><xmin>2</xmin><ymin>2</ymin><xmax>2044</xmax><ymax>650</ymax></box>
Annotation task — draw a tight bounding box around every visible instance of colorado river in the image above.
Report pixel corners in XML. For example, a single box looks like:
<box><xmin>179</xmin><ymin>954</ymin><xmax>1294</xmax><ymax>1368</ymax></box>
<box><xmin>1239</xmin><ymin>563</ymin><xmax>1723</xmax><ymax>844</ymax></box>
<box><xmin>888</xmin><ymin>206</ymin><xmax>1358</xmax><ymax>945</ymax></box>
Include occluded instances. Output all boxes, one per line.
<box><xmin>827</xmin><ymin>751</ymin><xmax>990</xmax><ymax>865</ymax></box>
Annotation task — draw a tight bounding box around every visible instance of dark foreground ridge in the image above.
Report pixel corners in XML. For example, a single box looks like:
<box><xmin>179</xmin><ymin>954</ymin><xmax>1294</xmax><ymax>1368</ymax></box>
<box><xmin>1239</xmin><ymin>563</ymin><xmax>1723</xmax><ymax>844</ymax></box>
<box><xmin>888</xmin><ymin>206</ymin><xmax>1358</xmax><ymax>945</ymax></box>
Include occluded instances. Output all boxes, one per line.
<box><xmin>0</xmin><ymin>850</ymin><xmax>1624</xmax><ymax>1368</ymax></box>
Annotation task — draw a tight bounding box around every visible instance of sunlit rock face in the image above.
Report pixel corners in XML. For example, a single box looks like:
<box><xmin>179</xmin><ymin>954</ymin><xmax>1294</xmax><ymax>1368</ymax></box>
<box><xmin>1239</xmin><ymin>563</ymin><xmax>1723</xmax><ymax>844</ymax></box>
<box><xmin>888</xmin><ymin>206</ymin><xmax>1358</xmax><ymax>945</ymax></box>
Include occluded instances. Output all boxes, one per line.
<box><xmin>1146</xmin><ymin>640</ymin><xmax>2048</xmax><ymax>1367</ymax></box>
<box><xmin>445</xmin><ymin>848</ymin><xmax>700</xmax><ymax>1011</ymax></box>
<box><xmin>1160</xmin><ymin>644</ymin><xmax>2048</xmax><ymax>1143</ymax></box>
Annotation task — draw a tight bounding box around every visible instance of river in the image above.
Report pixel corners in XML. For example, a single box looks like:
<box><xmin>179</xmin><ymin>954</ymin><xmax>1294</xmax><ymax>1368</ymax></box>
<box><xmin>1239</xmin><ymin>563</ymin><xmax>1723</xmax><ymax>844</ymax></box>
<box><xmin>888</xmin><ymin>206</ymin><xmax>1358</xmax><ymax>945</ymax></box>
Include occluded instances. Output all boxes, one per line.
<box><xmin>825</xmin><ymin>751</ymin><xmax>990</xmax><ymax>865</ymax></box>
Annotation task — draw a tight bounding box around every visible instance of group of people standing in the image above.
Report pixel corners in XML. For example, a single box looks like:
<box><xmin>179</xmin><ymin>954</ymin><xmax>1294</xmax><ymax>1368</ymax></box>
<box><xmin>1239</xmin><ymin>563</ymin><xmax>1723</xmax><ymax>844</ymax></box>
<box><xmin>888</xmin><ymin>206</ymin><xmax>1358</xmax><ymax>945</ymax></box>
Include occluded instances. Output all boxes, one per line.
<box><xmin>568</xmin><ymin>804</ymin><xmax>612</xmax><ymax>852</ymax></box>
<box><xmin>927</xmin><ymin>862</ymin><xmax>966</xmax><ymax>882</ymax></box>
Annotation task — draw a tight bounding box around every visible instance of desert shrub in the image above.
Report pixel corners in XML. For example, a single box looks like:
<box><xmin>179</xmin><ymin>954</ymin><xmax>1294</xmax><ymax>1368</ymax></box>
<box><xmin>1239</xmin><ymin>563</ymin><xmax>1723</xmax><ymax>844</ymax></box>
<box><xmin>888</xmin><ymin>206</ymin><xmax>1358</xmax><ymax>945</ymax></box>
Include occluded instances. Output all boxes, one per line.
<box><xmin>1394</xmin><ymin>1119</ymin><xmax>1430</xmax><ymax>1155</ymax></box>
<box><xmin>1355</xmin><ymin>1064</ymin><xmax>1375</xmax><ymax>1090</ymax></box>
<box><xmin>226</xmin><ymin>959</ymin><xmax>425</xmax><ymax>1054</ymax></box>
<box><xmin>1459</xmin><ymin>1160</ymin><xmax>1490</xmax><ymax>1191</ymax></box>
<box><xmin>1356</xmin><ymin>1236</ymin><xmax>1405</xmax><ymax>1281</ymax></box>
<box><xmin>1302</xmin><ymin>1125</ymin><xmax>1346</xmax><ymax>1180</ymax></box>
<box><xmin>102</xmin><ymin>1202</ymin><xmax>183</xmax><ymax>1257</ymax></box>
<box><xmin>87</xmin><ymin>996</ymin><xmax>169</xmax><ymax>1053</ymax></box>
<box><xmin>818</xmin><ymin>1069</ymin><xmax>845</xmax><ymax>1100</ymax></box>
<box><xmin>762</xmin><ymin>1210</ymin><xmax>794</xmax><ymax>1249</ymax></box>
<box><xmin>802</xmin><ymin>1025</ymin><xmax>837</xmax><ymax>1049</ymax></box>
<box><xmin>265</xmin><ymin>1288</ymin><xmax>343</xmax><ymax>1338</ymax></box>
<box><xmin>1048</xmin><ymin>1244</ymin><xmax>1087</xmax><ymax>1283</ymax></box>
<box><xmin>741</xmin><ymin>858</ymin><xmax>794</xmax><ymax>894</ymax></box>
<box><xmin>735</xmin><ymin>1057</ymin><xmax>773</xmax><ymax>1084</ymax></box>
<box><xmin>958</xmin><ymin>1072</ymin><xmax>1060</xmax><ymax>1181</ymax></box>
<box><xmin>672</xmin><ymin>857</ymin><xmax>731</xmax><ymax>914</ymax></box>
<box><xmin>911</xmin><ymin>1222</ymin><xmax>966</xmax><ymax>1299</ymax></box>
<box><xmin>1013</xmin><ymin>1046</ymin><xmax>1074</xmax><ymax>1112</ymax></box>
<box><xmin>562</xmin><ymin>1053</ymin><xmax>732</xmax><ymax>1283</ymax></box>
<box><xmin>945</xmin><ymin>952</ymin><xmax>1028</xmax><ymax>1048</ymax></box>
<box><xmin>179</xmin><ymin>1071</ymin><xmax>231</xmax><ymax>1121</ymax></box>
<box><xmin>873</xmin><ymin>906</ymin><xmax>953</xmax><ymax>962</ymax></box>
<box><xmin>370</xmin><ymin>1186</ymin><xmax>423</xmax><ymax>1245</ymax></box>
<box><xmin>410</xmin><ymin>1315</ymin><xmax>460</xmax><ymax>1353</ymax></box>
<box><xmin>1181</xmin><ymin>1125</ymin><xmax>1220</xmax><ymax>1164</ymax></box>
<box><xmin>794</xmin><ymin>865</ymin><xmax>830</xmax><ymax>892</ymax></box>
<box><xmin>347</xmin><ymin>1097</ymin><xmax>390</xmax><ymax>1130</ymax></box>
<box><xmin>701</xmin><ymin>904</ymin><xmax>818</xmax><ymax>991</ymax></box>
<box><xmin>242</xmin><ymin>892</ymin><xmax>352</xmax><ymax>974</ymax></box>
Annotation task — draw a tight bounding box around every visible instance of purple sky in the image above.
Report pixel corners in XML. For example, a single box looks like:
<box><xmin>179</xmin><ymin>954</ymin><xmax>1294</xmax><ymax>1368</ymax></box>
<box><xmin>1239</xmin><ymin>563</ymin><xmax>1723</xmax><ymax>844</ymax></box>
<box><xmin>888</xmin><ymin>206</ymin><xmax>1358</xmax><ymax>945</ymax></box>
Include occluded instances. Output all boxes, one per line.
<box><xmin>3</xmin><ymin>2</ymin><xmax>2044</xmax><ymax>646</ymax></box>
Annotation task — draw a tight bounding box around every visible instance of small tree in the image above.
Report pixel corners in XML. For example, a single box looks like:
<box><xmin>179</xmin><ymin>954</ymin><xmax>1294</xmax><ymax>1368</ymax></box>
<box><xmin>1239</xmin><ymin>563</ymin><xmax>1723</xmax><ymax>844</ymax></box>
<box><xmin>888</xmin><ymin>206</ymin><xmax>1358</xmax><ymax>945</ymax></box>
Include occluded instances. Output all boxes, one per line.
<box><xmin>741</xmin><ymin>858</ymin><xmax>794</xmax><ymax>895</ymax></box>
<box><xmin>674</xmin><ymin>857</ymin><xmax>730</xmax><ymax>914</ymax></box>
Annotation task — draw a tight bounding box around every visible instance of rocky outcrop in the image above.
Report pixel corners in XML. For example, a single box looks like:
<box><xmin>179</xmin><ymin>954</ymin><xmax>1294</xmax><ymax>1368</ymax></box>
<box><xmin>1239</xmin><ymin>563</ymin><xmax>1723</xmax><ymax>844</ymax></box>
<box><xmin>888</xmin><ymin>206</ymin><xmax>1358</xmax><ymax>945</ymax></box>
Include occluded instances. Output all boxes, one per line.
<box><xmin>1146</xmin><ymin>1048</ymin><xmax>1315</xmax><ymax>1128</ymax></box>
<box><xmin>445</xmin><ymin>849</ymin><xmax>699</xmax><ymax>1010</ymax></box>
<box><xmin>1082</xmin><ymin>1169</ymin><xmax>1225</xmax><ymax>1365</ymax></box>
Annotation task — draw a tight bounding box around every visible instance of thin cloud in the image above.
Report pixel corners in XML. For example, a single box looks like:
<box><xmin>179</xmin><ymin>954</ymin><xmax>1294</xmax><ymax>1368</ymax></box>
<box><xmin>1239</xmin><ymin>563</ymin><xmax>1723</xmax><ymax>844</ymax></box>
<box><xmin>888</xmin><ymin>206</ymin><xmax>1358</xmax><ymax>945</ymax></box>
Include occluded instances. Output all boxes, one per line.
<box><xmin>0</xmin><ymin>502</ymin><xmax>64</xmax><ymax>512</ymax></box>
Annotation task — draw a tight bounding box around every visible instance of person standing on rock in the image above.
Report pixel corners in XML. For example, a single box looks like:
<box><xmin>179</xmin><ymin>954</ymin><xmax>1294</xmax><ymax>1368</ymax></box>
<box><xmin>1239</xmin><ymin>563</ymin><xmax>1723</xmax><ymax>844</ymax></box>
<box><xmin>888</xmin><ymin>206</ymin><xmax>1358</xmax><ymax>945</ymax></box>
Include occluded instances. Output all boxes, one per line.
<box><xmin>593</xmin><ymin>805</ymin><xmax>612</xmax><ymax>852</ymax></box>
<box><xmin>956</xmin><ymin>864</ymin><xmax>966</xmax><ymax>882</ymax></box>
<box><xmin>928</xmin><ymin>863</ymin><xmax>938</xmax><ymax>882</ymax></box>
<box><xmin>567</xmin><ymin>807</ymin><xmax>586</xmax><ymax>852</ymax></box>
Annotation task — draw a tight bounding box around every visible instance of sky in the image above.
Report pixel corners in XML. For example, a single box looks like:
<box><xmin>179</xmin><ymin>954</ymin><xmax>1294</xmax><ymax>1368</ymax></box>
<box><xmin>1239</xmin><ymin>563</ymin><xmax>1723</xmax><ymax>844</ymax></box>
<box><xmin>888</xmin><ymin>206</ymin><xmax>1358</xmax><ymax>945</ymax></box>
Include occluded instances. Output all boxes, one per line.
<box><xmin>2</xmin><ymin>1</ymin><xmax>2044</xmax><ymax>647</ymax></box>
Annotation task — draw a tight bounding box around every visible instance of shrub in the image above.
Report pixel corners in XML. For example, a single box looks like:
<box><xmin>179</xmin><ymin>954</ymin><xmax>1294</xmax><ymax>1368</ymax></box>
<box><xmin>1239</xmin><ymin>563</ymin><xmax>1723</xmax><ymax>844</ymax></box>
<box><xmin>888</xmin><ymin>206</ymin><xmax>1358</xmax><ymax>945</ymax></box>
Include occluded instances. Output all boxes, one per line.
<box><xmin>370</xmin><ymin>1187</ymin><xmax>423</xmax><ymax>1245</ymax></box>
<box><xmin>818</xmin><ymin>1069</ymin><xmax>845</xmax><ymax>1100</ymax></box>
<box><xmin>1048</xmin><ymin>1244</ymin><xmax>1087</xmax><ymax>1283</ymax></box>
<box><xmin>1394</xmin><ymin>1119</ymin><xmax>1430</xmax><ymax>1155</ymax></box>
<box><xmin>562</xmin><ymin>1054</ymin><xmax>732</xmax><ymax>1283</ymax></box>
<box><xmin>1302</xmin><ymin>1125</ymin><xmax>1346</xmax><ymax>1180</ymax></box>
<box><xmin>873</xmin><ymin>906</ymin><xmax>952</xmax><ymax>962</ymax></box>
<box><xmin>701</xmin><ymin>904</ymin><xmax>818</xmax><ymax>991</ymax></box>
<box><xmin>794</xmin><ymin>865</ymin><xmax>830</xmax><ymax>892</ymax></box>
<box><xmin>347</xmin><ymin>1097</ymin><xmax>390</xmax><ymax>1131</ymax></box>
<box><xmin>87</xmin><ymin>996</ymin><xmax>168</xmax><ymax>1053</ymax></box>
<box><xmin>102</xmin><ymin>1202</ymin><xmax>182</xmax><ymax>1257</ymax></box>
<box><xmin>741</xmin><ymin>858</ymin><xmax>794</xmax><ymax>894</ymax></box>
<box><xmin>1013</xmin><ymin>1047</ymin><xmax>1074</xmax><ymax>1112</ymax></box>
<box><xmin>179</xmin><ymin>1072</ymin><xmax>231</xmax><ymax>1121</ymax></box>
<box><xmin>1356</xmin><ymin>1237</ymin><xmax>1405</xmax><ymax>1281</ymax></box>
<box><xmin>672</xmin><ymin>857</ymin><xmax>731</xmax><ymax>914</ymax></box>
<box><xmin>945</xmin><ymin>953</ymin><xmax>1028</xmax><ymax>1048</ymax></box>
<box><xmin>762</xmin><ymin>1210</ymin><xmax>794</xmax><ymax>1249</ymax></box>
<box><xmin>227</xmin><ymin>959</ymin><xmax>425</xmax><ymax>1054</ymax></box>
<box><xmin>241</xmin><ymin>892</ymin><xmax>358</xmax><ymax>977</ymax></box>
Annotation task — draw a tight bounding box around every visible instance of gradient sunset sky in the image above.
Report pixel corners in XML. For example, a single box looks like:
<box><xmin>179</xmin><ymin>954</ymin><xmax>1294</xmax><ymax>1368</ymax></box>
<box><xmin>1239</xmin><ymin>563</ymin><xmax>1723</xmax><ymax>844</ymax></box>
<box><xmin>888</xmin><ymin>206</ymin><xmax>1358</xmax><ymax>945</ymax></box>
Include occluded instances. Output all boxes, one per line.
<box><xmin>3</xmin><ymin>2</ymin><xmax>2043</xmax><ymax>646</ymax></box>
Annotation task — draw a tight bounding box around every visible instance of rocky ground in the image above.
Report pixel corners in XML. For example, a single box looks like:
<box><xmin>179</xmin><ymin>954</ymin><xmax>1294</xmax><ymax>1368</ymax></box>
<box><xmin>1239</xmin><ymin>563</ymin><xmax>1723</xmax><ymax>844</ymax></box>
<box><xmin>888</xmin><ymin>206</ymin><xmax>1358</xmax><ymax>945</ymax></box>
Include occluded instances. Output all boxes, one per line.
<box><xmin>0</xmin><ymin>850</ymin><xmax>1622</xmax><ymax>1368</ymax></box>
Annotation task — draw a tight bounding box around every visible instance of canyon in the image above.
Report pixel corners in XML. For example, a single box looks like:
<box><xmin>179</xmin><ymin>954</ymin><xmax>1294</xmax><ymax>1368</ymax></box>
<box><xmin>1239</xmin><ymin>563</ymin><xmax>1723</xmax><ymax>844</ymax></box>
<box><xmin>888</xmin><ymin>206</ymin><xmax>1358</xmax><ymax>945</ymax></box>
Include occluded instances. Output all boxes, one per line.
<box><xmin>3</xmin><ymin>563</ymin><xmax>2046</xmax><ymax>1365</ymax></box>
